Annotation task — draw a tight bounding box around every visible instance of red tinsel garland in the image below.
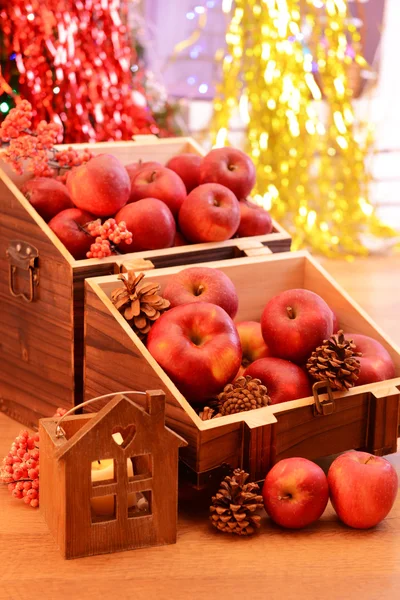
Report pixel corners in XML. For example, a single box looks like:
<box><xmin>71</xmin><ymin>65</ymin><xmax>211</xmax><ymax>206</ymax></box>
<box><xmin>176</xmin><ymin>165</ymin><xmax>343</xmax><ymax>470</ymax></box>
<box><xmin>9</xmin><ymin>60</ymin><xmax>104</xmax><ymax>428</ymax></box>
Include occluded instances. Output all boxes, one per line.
<box><xmin>0</xmin><ymin>0</ymin><xmax>159</xmax><ymax>142</ymax></box>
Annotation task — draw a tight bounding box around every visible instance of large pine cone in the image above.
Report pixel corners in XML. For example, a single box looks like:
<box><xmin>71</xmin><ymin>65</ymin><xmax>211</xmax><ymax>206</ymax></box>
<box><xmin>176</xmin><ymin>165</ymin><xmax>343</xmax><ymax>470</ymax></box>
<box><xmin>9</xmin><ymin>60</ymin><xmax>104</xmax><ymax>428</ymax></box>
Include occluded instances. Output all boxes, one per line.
<box><xmin>210</xmin><ymin>469</ymin><xmax>264</xmax><ymax>536</ymax></box>
<box><xmin>111</xmin><ymin>271</ymin><xmax>170</xmax><ymax>339</ymax></box>
<box><xmin>306</xmin><ymin>330</ymin><xmax>362</xmax><ymax>391</ymax></box>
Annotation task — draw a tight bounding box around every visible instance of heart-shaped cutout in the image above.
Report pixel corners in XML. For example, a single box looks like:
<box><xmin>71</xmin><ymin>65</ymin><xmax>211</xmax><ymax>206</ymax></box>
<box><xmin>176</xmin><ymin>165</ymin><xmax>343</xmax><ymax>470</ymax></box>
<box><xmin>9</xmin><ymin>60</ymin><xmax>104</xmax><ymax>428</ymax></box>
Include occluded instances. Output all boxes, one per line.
<box><xmin>112</xmin><ymin>424</ymin><xmax>137</xmax><ymax>449</ymax></box>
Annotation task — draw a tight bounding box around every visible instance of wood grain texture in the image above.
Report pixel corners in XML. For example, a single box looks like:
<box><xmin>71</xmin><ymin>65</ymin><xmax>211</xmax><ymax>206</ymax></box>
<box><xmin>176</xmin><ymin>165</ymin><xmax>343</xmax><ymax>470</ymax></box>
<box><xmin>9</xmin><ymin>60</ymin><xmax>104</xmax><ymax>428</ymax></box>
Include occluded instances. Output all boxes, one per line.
<box><xmin>84</xmin><ymin>251</ymin><xmax>400</xmax><ymax>479</ymax></box>
<box><xmin>0</xmin><ymin>412</ymin><xmax>400</xmax><ymax>599</ymax></box>
<box><xmin>39</xmin><ymin>392</ymin><xmax>186</xmax><ymax>559</ymax></box>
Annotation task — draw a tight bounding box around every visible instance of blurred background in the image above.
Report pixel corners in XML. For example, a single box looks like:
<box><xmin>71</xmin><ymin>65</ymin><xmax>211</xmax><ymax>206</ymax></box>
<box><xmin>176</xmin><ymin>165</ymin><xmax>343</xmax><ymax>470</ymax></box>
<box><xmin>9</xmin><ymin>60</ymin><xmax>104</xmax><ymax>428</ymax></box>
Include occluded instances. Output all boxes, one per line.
<box><xmin>1</xmin><ymin>0</ymin><xmax>399</xmax><ymax>249</ymax></box>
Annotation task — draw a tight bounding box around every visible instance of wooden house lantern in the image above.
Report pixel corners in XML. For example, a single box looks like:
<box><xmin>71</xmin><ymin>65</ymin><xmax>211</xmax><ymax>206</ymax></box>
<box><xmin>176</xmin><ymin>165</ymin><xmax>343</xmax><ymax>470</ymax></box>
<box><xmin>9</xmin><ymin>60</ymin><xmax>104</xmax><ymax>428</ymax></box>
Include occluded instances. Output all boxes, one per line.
<box><xmin>39</xmin><ymin>391</ymin><xmax>187</xmax><ymax>559</ymax></box>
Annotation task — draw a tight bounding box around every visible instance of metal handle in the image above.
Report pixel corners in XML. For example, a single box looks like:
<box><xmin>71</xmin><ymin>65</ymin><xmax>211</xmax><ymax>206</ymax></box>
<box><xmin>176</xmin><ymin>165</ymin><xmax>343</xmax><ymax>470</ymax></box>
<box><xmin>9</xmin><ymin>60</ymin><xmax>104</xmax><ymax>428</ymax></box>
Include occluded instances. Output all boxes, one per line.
<box><xmin>55</xmin><ymin>391</ymin><xmax>146</xmax><ymax>438</ymax></box>
<box><xmin>312</xmin><ymin>381</ymin><xmax>335</xmax><ymax>416</ymax></box>
<box><xmin>6</xmin><ymin>240</ymin><xmax>39</xmax><ymax>303</ymax></box>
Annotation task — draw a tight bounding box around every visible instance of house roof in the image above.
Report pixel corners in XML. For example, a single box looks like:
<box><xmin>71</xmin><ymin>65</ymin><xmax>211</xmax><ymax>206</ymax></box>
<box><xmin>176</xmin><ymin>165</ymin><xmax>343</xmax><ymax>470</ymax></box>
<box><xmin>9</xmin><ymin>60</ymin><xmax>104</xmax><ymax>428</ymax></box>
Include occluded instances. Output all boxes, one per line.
<box><xmin>55</xmin><ymin>393</ymin><xmax>187</xmax><ymax>460</ymax></box>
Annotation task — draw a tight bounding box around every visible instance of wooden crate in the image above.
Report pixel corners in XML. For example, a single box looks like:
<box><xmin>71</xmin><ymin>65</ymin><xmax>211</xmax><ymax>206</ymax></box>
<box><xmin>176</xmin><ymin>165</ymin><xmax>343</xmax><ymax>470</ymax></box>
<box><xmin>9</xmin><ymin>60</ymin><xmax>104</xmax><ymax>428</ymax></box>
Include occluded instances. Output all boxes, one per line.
<box><xmin>84</xmin><ymin>251</ymin><xmax>400</xmax><ymax>484</ymax></box>
<box><xmin>0</xmin><ymin>137</ymin><xmax>291</xmax><ymax>427</ymax></box>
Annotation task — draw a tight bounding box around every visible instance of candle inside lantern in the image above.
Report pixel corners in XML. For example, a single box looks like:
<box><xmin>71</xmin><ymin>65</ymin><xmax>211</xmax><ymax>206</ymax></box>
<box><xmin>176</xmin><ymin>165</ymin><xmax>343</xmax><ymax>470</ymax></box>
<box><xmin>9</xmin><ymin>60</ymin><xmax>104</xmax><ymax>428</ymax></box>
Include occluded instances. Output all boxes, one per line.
<box><xmin>90</xmin><ymin>452</ymin><xmax>136</xmax><ymax>517</ymax></box>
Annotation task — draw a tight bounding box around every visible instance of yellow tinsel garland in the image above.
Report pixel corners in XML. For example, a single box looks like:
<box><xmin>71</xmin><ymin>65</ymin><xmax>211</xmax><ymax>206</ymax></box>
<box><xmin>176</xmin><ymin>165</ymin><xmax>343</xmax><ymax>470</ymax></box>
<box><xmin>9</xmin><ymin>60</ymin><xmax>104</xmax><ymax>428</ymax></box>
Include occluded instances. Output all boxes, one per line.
<box><xmin>212</xmin><ymin>0</ymin><xmax>398</xmax><ymax>257</ymax></box>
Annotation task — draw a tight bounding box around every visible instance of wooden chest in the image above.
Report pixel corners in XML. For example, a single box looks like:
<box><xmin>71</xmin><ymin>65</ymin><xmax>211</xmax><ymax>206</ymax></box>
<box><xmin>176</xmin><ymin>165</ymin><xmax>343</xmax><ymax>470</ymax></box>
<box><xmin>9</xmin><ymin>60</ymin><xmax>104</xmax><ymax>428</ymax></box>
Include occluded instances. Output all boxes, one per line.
<box><xmin>84</xmin><ymin>251</ymin><xmax>400</xmax><ymax>484</ymax></box>
<box><xmin>0</xmin><ymin>137</ymin><xmax>291</xmax><ymax>428</ymax></box>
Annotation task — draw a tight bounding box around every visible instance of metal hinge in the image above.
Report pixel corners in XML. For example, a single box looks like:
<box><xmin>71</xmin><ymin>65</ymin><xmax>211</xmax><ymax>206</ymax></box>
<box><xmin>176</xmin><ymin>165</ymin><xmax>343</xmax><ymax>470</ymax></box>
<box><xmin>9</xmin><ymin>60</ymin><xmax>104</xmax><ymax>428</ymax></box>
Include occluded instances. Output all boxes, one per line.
<box><xmin>312</xmin><ymin>381</ymin><xmax>336</xmax><ymax>416</ymax></box>
<box><xmin>6</xmin><ymin>240</ymin><xmax>39</xmax><ymax>303</ymax></box>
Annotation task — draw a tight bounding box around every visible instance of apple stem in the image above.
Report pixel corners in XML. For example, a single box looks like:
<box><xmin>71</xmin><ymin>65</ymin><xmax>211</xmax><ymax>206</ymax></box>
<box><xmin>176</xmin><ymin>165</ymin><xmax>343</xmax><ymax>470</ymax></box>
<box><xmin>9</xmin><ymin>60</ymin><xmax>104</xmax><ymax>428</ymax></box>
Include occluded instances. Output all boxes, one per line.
<box><xmin>150</xmin><ymin>170</ymin><xmax>157</xmax><ymax>183</ymax></box>
<box><xmin>279</xmin><ymin>494</ymin><xmax>292</xmax><ymax>500</ymax></box>
<box><xmin>286</xmin><ymin>306</ymin><xmax>295</xmax><ymax>319</ymax></box>
<box><xmin>195</xmin><ymin>284</ymin><xmax>205</xmax><ymax>296</ymax></box>
<box><xmin>365</xmin><ymin>456</ymin><xmax>374</xmax><ymax>464</ymax></box>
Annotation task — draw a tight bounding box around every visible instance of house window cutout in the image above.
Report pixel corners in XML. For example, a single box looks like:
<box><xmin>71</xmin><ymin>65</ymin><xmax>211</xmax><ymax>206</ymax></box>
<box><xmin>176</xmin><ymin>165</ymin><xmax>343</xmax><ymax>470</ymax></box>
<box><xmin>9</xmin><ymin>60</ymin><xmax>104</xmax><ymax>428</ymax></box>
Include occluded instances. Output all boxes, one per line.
<box><xmin>128</xmin><ymin>454</ymin><xmax>152</xmax><ymax>481</ymax></box>
<box><xmin>91</xmin><ymin>494</ymin><xmax>117</xmax><ymax>524</ymax></box>
<box><xmin>91</xmin><ymin>458</ymin><xmax>115</xmax><ymax>486</ymax></box>
<box><xmin>128</xmin><ymin>490</ymin><xmax>152</xmax><ymax>518</ymax></box>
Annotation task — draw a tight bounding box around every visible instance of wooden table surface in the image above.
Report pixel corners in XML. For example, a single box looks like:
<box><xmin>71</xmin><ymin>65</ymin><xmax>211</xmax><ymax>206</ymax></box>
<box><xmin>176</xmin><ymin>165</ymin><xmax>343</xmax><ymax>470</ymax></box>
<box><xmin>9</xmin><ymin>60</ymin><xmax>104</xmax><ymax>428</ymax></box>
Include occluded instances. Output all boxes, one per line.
<box><xmin>1</xmin><ymin>255</ymin><xmax>400</xmax><ymax>600</ymax></box>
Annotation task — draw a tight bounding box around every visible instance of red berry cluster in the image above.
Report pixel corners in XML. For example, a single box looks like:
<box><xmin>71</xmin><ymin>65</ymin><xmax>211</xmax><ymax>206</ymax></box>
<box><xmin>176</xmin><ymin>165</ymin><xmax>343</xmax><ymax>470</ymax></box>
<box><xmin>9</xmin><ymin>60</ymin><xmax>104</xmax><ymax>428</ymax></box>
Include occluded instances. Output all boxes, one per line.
<box><xmin>86</xmin><ymin>218</ymin><xmax>133</xmax><ymax>259</ymax></box>
<box><xmin>0</xmin><ymin>407</ymin><xmax>68</xmax><ymax>509</ymax></box>
<box><xmin>55</xmin><ymin>146</ymin><xmax>93</xmax><ymax>169</ymax></box>
<box><xmin>0</xmin><ymin>101</ymin><xmax>90</xmax><ymax>179</ymax></box>
<box><xmin>0</xmin><ymin>100</ymin><xmax>33</xmax><ymax>142</ymax></box>
<box><xmin>1</xmin><ymin>431</ymin><xmax>40</xmax><ymax>508</ymax></box>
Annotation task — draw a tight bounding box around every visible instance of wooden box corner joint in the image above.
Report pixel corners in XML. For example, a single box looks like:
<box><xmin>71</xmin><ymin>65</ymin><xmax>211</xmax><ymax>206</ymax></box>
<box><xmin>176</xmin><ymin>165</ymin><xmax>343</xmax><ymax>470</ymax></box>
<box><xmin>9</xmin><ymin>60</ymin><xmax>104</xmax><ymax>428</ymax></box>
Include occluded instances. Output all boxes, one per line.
<box><xmin>39</xmin><ymin>390</ymin><xmax>187</xmax><ymax>559</ymax></box>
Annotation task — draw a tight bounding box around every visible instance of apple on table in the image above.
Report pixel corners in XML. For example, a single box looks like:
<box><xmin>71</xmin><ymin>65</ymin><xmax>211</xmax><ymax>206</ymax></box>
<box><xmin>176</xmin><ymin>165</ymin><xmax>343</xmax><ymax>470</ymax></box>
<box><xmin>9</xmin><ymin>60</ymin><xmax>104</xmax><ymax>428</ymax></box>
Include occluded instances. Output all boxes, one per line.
<box><xmin>328</xmin><ymin>451</ymin><xmax>398</xmax><ymax>529</ymax></box>
<box><xmin>263</xmin><ymin>457</ymin><xmax>329</xmax><ymax>529</ymax></box>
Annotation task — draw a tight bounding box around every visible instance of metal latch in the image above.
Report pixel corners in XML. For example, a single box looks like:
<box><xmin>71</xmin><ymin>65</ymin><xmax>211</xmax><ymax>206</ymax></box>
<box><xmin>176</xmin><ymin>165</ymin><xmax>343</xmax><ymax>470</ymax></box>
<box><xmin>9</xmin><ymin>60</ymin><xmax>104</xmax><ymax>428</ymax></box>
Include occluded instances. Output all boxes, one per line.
<box><xmin>312</xmin><ymin>381</ymin><xmax>336</xmax><ymax>416</ymax></box>
<box><xmin>6</xmin><ymin>241</ymin><xmax>39</xmax><ymax>303</ymax></box>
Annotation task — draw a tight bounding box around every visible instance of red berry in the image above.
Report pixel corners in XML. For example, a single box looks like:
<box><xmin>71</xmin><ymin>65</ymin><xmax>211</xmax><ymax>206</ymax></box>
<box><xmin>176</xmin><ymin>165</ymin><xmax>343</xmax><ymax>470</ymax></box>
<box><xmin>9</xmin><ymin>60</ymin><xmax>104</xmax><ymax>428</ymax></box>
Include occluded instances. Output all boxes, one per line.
<box><xmin>16</xmin><ymin>481</ymin><xmax>24</xmax><ymax>491</ymax></box>
<box><xmin>28</xmin><ymin>468</ymin><xmax>39</xmax><ymax>479</ymax></box>
<box><xmin>12</xmin><ymin>489</ymin><xmax>23</xmax><ymax>499</ymax></box>
<box><xmin>7</xmin><ymin>483</ymin><xmax>16</xmax><ymax>492</ymax></box>
<box><xmin>32</xmin><ymin>479</ymin><xmax>39</xmax><ymax>490</ymax></box>
<box><xmin>30</xmin><ymin>499</ymin><xmax>39</xmax><ymax>508</ymax></box>
<box><xmin>24</xmin><ymin>495</ymin><xmax>31</xmax><ymax>504</ymax></box>
<box><xmin>23</xmin><ymin>481</ymin><xmax>32</xmax><ymax>490</ymax></box>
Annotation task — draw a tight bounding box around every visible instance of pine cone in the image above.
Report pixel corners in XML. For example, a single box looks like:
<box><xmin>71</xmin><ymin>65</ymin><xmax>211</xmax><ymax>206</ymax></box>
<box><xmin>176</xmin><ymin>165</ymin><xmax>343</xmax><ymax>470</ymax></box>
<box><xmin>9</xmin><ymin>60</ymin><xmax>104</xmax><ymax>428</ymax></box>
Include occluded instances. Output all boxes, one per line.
<box><xmin>210</xmin><ymin>469</ymin><xmax>263</xmax><ymax>535</ymax></box>
<box><xmin>306</xmin><ymin>330</ymin><xmax>362</xmax><ymax>391</ymax></box>
<box><xmin>216</xmin><ymin>375</ymin><xmax>270</xmax><ymax>416</ymax></box>
<box><xmin>111</xmin><ymin>271</ymin><xmax>170</xmax><ymax>339</ymax></box>
<box><xmin>199</xmin><ymin>406</ymin><xmax>217</xmax><ymax>420</ymax></box>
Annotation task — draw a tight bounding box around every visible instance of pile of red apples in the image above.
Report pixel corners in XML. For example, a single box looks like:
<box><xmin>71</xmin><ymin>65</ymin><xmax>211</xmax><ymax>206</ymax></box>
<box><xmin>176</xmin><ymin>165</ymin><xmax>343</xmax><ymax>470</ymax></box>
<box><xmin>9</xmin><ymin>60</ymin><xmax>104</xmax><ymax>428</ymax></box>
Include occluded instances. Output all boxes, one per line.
<box><xmin>145</xmin><ymin>266</ymin><xmax>396</xmax><ymax>406</ymax></box>
<box><xmin>21</xmin><ymin>147</ymin><xmax>273</xmax><ymax>260</ymax></box>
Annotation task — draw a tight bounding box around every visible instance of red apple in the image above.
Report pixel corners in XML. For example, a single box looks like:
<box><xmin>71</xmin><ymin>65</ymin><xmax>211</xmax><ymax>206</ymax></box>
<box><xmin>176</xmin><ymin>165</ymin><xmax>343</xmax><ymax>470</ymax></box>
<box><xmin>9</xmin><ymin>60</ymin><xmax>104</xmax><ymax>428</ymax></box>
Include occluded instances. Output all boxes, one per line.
<box><xmin>128</xmin><ymin>167</ymin><xmax>186</xmax><ymax>216</ymax></box>
<box><xmin>236</xmin><ymin>321</ymin><xmax>271</xmax><ymax>377</ymax></box>
<box><xmin>48</xmin><ymin>208</ymin><xmax>94</xmax><ymax>260</ymax></box>
<box><xmin>125</xmin><ymin>161</ymin><xmax>162</xmax><ymax>188</ymax></box>
<box><xmin>244</xmin><ymin>357</ymin><xmax>311</xmax><ymax>404</ymax></box>
<box><xmin>179</xmin><ymin>183</ymin><xmax>240</xmax><ymax>243</ymax></box>
<box><xmin>344</xmin><ymin>333</ymin><xmax>396</xmax><ymax>386</ymax></box>
<box><xmin>174</xmin><ymin>231</ymin><xmax>189</xmax><ymax>247</ymax></box>
<box><xmin>261</xmin><ymin>289</ymin><xmax>334</xmax><ymax>365</ymax></box>
<box><xmin>22</xmin><ymin>177</ymin><xmax>73</xmax><ymax>222</ymax></box>
<box><xmin>163</xmin><ymin>266</ymin><xmax>239</xmax><ymax>319</ymax></box>
<box><xmin>147</xmin><ymin>302</ymin><xmax>242</xmax><ymax>403</ymax></box>
<box><xmin>237</xmin><ymin>200</ymin><xmax>273</xmax><ymax>237</ymax></box>
<box><xmin>67</xmin><ymin>154</ymin><xmax>130</xmax><ymax>217</ymax></box>
<box><xmin>115</xmin><ymin>198</ymin><xmax>176</xmax><ymax>253</ymax></box>
<box><xmin>328</xmin><ymin>451</ymin><xmax>398</xmax><ymax>529</ymax></box>
<box><xmin>200</xmin><ymin>147</ymin><xmax>256</xmax><ymax>199</ymax></box>
<box><xmin>165</xmin><ymin>154</ymin><xmax>202</xmax><ymax>194</ymax></box>
<box><xmin>263</xmin><ymin>457</ymin><xmax>329</xmax><ymax>529</ymax></box>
